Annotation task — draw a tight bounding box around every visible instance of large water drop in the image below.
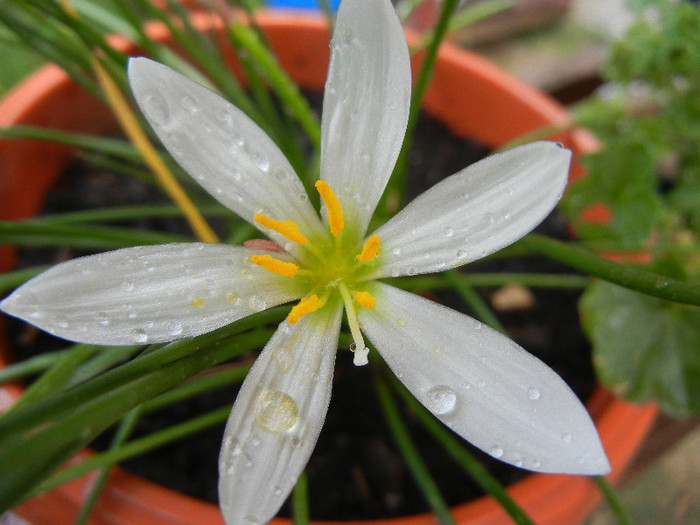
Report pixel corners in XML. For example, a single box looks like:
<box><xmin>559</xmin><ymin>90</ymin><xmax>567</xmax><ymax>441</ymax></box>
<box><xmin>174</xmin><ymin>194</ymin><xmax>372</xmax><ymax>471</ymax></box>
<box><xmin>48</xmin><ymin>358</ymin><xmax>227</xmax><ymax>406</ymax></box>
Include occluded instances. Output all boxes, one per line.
<box><xmin>425</xmin><ymin>385</ymin><xmax>457</xmax><ymax>415</ymax></box>
<box><xmin>254</xmin><ymin>390</ymin><xmax>299</xmax><ymax>432</ymax></box>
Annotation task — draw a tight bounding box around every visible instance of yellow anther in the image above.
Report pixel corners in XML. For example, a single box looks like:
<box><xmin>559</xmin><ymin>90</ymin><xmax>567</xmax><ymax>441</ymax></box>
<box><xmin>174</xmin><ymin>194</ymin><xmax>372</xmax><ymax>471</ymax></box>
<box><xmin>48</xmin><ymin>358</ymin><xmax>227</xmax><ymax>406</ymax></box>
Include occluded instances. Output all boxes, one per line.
<box><xmin>356</xmin><ymin>234</ymin><xmax>381</xmax><ymax>261</ymax></box>
<box><xmin>288</xmin><ymin>295</ymin><xmax>322</xmax><ymax>324</ymax></box>
<box><xmin>315</xmin><ymin>180</ymin><xmax>344</xmax><ymax>237</ymax></box>
<box><xmin>251</xmin><ymin>255</ymin><xmax>299</xmax><ymax>278</ymax></box>
<box><xmin>254</xmin><ymin>214</ymin><xmax>307</xmax><ymax>245</ymax></box>
<box><xmin>353</xmin><ymin>291</ymin><xmax>376</xmax><ymax>309</ymax></box>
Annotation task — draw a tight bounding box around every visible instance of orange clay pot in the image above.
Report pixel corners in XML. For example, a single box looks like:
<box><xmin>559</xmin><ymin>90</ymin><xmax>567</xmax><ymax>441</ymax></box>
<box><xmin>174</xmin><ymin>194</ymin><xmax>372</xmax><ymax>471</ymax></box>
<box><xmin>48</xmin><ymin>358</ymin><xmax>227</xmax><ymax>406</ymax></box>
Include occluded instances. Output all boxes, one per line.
<box><xmin>0</xmin><ymin>10</ymin><xmax>657</xmax><ymax>525</ymax></box>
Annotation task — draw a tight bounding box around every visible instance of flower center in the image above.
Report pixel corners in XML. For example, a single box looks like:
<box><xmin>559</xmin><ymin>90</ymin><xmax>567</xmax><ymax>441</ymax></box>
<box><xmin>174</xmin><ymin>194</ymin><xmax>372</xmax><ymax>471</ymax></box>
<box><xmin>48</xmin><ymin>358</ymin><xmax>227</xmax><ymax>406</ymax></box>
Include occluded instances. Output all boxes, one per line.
<box><xmin>251</xmin><ymin>181</ymin><xmax>382</xmax><ymax>365</ymax></box>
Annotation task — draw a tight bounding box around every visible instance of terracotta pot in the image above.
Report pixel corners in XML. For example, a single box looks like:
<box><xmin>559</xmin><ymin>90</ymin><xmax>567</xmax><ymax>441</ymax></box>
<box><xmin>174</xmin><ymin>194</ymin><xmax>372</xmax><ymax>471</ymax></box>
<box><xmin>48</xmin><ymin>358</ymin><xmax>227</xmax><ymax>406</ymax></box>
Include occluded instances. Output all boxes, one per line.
<box><xmin>0</xmin><ymin>11</ymin><xmax>657</xmax><ymax>525</ymax></box>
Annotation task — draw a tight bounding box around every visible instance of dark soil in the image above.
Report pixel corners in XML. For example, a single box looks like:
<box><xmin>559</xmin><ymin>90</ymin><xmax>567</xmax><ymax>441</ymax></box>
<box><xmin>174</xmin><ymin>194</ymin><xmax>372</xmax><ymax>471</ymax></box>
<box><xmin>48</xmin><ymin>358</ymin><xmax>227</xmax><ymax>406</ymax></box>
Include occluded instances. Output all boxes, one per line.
<box><xmin>4</xmin><ymin>107</ymin><xmax>595</xmax><ymax>520</ymax></box>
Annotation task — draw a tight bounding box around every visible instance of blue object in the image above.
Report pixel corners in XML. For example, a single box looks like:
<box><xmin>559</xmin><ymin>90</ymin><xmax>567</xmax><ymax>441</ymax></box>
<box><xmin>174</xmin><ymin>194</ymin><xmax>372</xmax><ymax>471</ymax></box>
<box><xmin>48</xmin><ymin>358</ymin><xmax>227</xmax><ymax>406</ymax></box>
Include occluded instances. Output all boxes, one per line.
<box><xmin>267</xmin><ymin>0</ymin><xmax>340</xmax><ymax>11</ymax></box>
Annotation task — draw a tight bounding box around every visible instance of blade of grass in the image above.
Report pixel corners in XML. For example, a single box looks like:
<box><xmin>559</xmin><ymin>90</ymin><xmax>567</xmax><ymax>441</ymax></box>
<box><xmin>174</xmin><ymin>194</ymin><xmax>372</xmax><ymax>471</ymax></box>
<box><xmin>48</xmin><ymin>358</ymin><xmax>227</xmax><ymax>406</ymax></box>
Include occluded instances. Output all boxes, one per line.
<box><xmin>374</xmin><ymin>372</ymin><xmax>456</xmax><ymax>525</ymax></box>
<box><xmin>0</xmin><ymin>221</ymin><xmax>191</xmax><ymax>249</ymax></box>
<box><xmin>522</xmin><ymin>233</ymin><xmax>700</xmax><ymax>306</ymax></box>
<box><xmin>593</xmin><ymin>476</ymin><xmax>634</xmax><ymax>525</ymax></box>
<box><xmin>444</xmin><ymin>270</ymin><xmax>506</xmax><ymax>333</ymax></box>
<box><xmin>293</xmin><ymin>471</ymin><xmax>310</xmax><ymax>525</ymax></box>
<box><xmin>35</xmin><ymin>404</ymin><xmax>231</xmax><ymax>495</ymax></box>
<box><xmin>0</xmin><ymin>351</ymin><xmax>68</xmax><ymax>385</ymax></box>
<box><xmin>74</xmin><ymin>406</ymin><xmax>142</xmax><ymax>525</ymax></box>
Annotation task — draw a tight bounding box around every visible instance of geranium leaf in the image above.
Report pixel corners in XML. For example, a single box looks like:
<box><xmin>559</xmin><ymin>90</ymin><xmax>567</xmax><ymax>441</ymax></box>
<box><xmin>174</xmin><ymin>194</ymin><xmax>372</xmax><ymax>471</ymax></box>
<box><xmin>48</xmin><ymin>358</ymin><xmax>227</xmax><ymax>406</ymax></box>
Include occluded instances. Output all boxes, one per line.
<box><xmin>581</xmin><ymin>280</ymin><xmax>700</xmax><ymax>418</ymax></box>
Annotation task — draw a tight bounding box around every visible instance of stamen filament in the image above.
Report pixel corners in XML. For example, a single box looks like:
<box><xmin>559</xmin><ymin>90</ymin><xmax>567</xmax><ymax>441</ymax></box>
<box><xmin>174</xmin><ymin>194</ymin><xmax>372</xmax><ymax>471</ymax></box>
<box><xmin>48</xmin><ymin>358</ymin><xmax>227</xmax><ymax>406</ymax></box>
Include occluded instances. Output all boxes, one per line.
<box><xmin>356</xmin><ymin>234</ymin><xmax>381</xmax><ymax>261</ymax></box>
<box><xmin>254</xmin><ymin>214</ymin><xmax>308</xmax><ymax>245</ymax></box>
<box><xmin>339</xmin><ymin>283</ymin><xmax>369</xmax><ymax>366</ymax></box>
<box><xmin>251</xmin><ymin>255</ymin><xmax>299</xmax><ymax>278</ymax></box>
<box><xmin>288</xmin><ymin>294</ymin><xmax>323</xmax><ymax>324</ymax></box>
<box><xmin>353</xmin><ymin>291</ymin><xmax>376</xmax><ymax>309</ymax></box>
<box><xmin>315</xmin><ymin>180</ymin><xmax>344</xmax><ymax>237</ymax></box>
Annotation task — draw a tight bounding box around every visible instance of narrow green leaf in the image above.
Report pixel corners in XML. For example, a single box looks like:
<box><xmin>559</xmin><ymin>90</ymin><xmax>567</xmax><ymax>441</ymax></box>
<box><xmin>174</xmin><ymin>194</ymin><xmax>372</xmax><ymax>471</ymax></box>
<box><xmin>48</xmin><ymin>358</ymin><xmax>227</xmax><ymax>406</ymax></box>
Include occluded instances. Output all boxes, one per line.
<box><xmin>374</xmin><ymin>373</ymin><xmax>456</xmax><ymax>525</ymax></box>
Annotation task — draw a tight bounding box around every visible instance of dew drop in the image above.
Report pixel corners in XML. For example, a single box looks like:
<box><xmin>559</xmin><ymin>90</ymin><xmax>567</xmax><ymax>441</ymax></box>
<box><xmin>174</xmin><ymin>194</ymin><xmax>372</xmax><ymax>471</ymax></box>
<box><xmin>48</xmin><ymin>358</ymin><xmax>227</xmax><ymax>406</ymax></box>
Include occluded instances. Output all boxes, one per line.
<box><xmin>298</xmin><ymin>193</ymin><xmax>308</xmax><ymax>202</ymax></box>
<box><xmin>273</xmin><ymin>167</ymin><xmax>289</xmax><ymax>181</ymax></box>
<box><xmin>255</xmin><ymin>156</ymin><xmax>270</xmax><ymax>172</ymax></box>
<box><xmin>96</xmin><ymin>312</ymin><xmax>110</xmax><ymax>326</ymax></box>
<box><xmin>444</xmin><ymin>227</ymin><xmax>454</xmax><ymax>237</ymax></box>
<box><xmin>226</xmin><ymin>290</ymin><xmax>240</xmax><ymax>304</ymax></box>
<box><xmin>243</xmin><ymin>515</ymin><xmax>260</xmax><ymax>525</ymax></box>
<box><xmin>527</xmin><ymin>387</ymin><xmax>541</xmax><ymax>401</ymax></box>
<box><xmin>655</xmin><ymin>278</ymin><xmax>670</xmax><ymax>289</ymax></box>
<box><xmin>273</xmin><ymin>485</ymin><xmax>283</xmax><ymax>495</ymax></box>
<box><xmin>473</xmin><ymin>321</ymin><xmax>483</xmax><ymax>330</ymax></box>
<box><xmin>431</xmin><ymin>345</ymin><xmax>441</xmax><ymax>354</ymax></box>
<box><xmin>180</xmin><ymin>95</ymin><xmax>199</xmax><ymax>113</ymax></box>
<box><xmin>407</xmin><ymin>267</ymin><xmax>417</xmax><ymax>276</ymax></box>
<box><xmin>254</xmin><ymin>390</ymin><xmax>299</xmax><ymax>432</ymax></box>
<box><xmin>142</xmin><ymin>93</ymin><xmax>171</xmax><ymax>126</ymax></box>
<box><xmin>248</xmin><ymin>295</ymin><xmax>267</xmax><ymax>312</ymax></box>
<box><xmin>532</xmin><ymin>459</ymin><xmax>541</xmax><ymax>469</ymax></box>
<box><xmin>167</xmin><ymin>321</ymin><xmax>183</xmax><ymax>336</ymax></box>
<box><xmin>489</xmin><ymin>446</ymin><xmax>504</xmax><ymax>458</ymax></box>
<box><xmin>456</xmin><ymin>249</ymin><xmax>467</xmax><ymax>260</ymax></box>
<box><xmin>218</xmin><ymin>110</ymin><xmax>233</xmax><ymax>127</ymax></box>
<box><xmin>390</xmin><ymin>267</ymin><xmax>400</xmax><ymax>278</ymax></box>
<box><xmin>121</xmin><ymin>281</ymin><xmax>135</xmax><ymax>292</ymax></box>
<box><xmin>53</xmin><ymin>315</ymin><xmax>69</xmax><ymax>329</ymax></box>
<box><xmin>562</xmin><ymin>432</ymin><xmax>572</xmax><ymax>444</ymax></box>
<box><xmin>131</xmin><ymin>328</ymin><xmax>148</xmax><ymax>344</ymax></box>
<box><xmin>392</xmin><ymin>247</ymin><xmax>402</xmax><ymax>256</ymax></box>
<box><xmin>396</xmin><ymin>318</ymin><xmax>406</xmax><ymax>327</ymax></box>
<box><xmin>425</xmin><ymin>385</ymin><xmax>457</xmax><ymax>415</ymax></box>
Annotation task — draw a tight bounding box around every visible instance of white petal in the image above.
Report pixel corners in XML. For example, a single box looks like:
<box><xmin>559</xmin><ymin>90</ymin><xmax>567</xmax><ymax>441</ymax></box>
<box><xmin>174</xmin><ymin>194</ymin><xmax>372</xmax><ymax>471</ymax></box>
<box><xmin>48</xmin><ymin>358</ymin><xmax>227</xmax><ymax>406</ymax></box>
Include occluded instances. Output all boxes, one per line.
<box><xmin>358</xmin><ymin>284</ymin><xmax>610</xmax><ymax>475</ymax></box>
<box><xmin>370</xmin><ymin>142</ymin><xmax>571</xmax><ymax>278</ymax></box>
<box><xmin>128</xmin><ymin>57</ymin><xmax>323</xmax><ymax>254</ymax></box>
<box><xmin>0</xmin><ymin>244</ymin><xmax>302</xmax><ymax>345</ymax></box>
<box><xmin>219</xmin><ymin>302</ymin><xmax>342</xmax><ymax>525</ymax></box>
<box><xmin>320</xmin><ymin>0</ymin><xmax>411</xmax><ymax>235</ymax></box>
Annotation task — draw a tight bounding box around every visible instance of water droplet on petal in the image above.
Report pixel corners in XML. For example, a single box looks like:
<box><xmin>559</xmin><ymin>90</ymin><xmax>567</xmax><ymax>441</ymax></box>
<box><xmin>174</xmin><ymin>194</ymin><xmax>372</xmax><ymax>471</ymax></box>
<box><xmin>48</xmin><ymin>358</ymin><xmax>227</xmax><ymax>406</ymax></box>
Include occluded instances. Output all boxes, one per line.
<box><xmin>167</xmin><ymin>321</ymin><xmax>183</xmax><ymax>336</ymax></box>
<box><xmin>254</xmin><ymin>390</ymin><xmax>299</xmax><ymax>432</ymax></box>
<box><xmin>425</xmin><ymin>385</ymin><xmax>457</xmax><ymax>415</ymax></box>
<box><xmin>562</xmin><ymin>433</ymin><xmax>572</xmax><ymax>444</ymax></box>
<box><xmin>273</xmin><ymin>167</ymin><xmax>289</xmax><ymax>181</ymax></box>
<box><xmin>490</xmin><ymin>446</ymin><xmax>504</xmax><ymax>458</ymax></box>
<box><xmin>180</xmin><ymin>95</ymin><xmax>199</xmax><ymax>113</ymax></box>
<box><xmin>142</xmin><ymin>92</ymin><xmax>171</xmax><ymax>126</ymax></box>
<box><xmin>456</xmin><ymin>249</ymin><xmax>467</xmax><ymax>260</ymax></box>
<box><xmin>248</xmin><ymin>295</ymin><xmax>267</xmax><ymax>312</ymax></box>
<box><xmin>273</xmin><ymin>485</ymin><xmax>283</xmax><ymax>495</ymax></box>
<box><xmin>396</xmin><ymin>318</ymin><xmax>406</xmax><ymax>327</ymax></box>
<box><xmin>473</xmin><ymin>321</ymin><xmax>482</xmax><ymax>330</ymax></box>
<box><xmin>53</xmin><ymin>315</ymin><xmax>69</xmax><ymax>329</ymax></box>
<box><xmin>131</xmin><ymin>328</ymin><xmax>148</xmax><ymax>344</ymax></box>
<box><xmin>444</xmin><ymin>227</ymin><xmax>454</xmax><ymax>237</ymax></box>
<box><xmin>392</xmin><ymin>247</ymin><xmax>401</xmax><ymax>256</ymax></box>
<box><xmin>96</xmin><ymin>312</ymin><xmax>110</xmax><ymax>326</ymax></box>
<box><xmin>528</xmin><ymin>387</ymin><xmax>541</xmax><ymax>401</ymax></box>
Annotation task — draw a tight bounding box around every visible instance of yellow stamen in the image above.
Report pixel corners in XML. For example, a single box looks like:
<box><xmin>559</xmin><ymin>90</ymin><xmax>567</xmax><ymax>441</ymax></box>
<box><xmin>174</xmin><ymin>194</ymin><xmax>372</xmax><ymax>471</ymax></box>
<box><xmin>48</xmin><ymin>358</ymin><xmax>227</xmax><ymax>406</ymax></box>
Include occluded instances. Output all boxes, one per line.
<box><xmin>288</xmin><ymin>295</ymin><xmax>322</xmax><ymax>324</ymax></box>
<box><xmin>356</xmin><ymin>234</ymin><xmax>381</xmax><ymax>261</ymax></box>
<box><xmin>315</xmin><ymin>180</ymin><xmax>344</xmax><ymax>237</ymax></box>
<box><xmin>353</xmin><ymin>291</ymin><xmax>376</xmax><ymax>310</ymax></box>
<box><xmin>254</xmin><ymin>214</ymin><xmax>308</xmax><ymax>245</ymax></box>
<box><xmin>251</xmin><ymin>255</ymin><xmax>299</xmax><ymax>278</ymax></box>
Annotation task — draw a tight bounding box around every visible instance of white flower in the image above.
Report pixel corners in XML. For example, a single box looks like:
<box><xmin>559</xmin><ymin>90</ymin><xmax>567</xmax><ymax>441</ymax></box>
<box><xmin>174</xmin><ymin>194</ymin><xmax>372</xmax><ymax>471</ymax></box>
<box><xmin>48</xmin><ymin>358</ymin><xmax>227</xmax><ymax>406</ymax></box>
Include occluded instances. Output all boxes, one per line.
<box><xmin>1</xmin><ymin>0</ymin><xmax>610</xmax><ymax>523</ymax></box>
